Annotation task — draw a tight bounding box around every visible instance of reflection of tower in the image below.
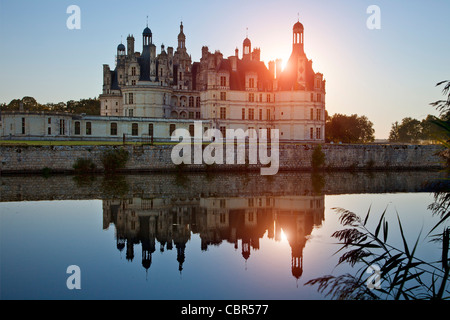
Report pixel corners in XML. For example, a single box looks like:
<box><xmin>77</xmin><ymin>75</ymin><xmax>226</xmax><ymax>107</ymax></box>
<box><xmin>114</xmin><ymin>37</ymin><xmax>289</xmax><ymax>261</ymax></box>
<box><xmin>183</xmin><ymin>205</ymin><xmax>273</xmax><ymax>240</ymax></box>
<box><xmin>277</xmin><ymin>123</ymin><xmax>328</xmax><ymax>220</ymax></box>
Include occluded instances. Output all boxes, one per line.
<box><xmin>140</xmin><ymin>216</ymin><xmax>156</xmax><ymax>277</ymax></box>
<box><xmin>126</xmin><ymin>240</ymin><xmax>134</xmax><ymax>262</ymax></box>
<box><xmin>291</xmin><ymin>244</ymin><xmax>304</xmax><ymax>281</ymax></box>
<box><xmin>176</xmin><ymin>242</ymin><xmax>186</xmax><ymax>273</ymax></box>
<box><xmin>242</xmin><ymin>239</ymin><xmax>251</xmax><ymax>261</ymax></box>
<box><xmin>116</xmin><ymin>237</ymin><xmax>126</xmax><ymax>258</ymax></box>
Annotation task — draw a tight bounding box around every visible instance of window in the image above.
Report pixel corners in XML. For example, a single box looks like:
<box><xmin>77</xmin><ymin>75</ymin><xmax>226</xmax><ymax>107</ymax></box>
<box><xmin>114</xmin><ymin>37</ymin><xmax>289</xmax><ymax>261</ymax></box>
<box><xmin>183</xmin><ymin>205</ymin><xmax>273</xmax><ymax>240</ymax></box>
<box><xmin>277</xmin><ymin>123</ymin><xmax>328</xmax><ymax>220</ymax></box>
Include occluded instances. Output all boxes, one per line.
<box><xmin>86</xmin><ymin>122</ymin><xmax>92</xmax><ymax>135</ymax></box>
<box><xmin>195</xmin><ymin>112</ymin><xmax>201</xmax><ymax>119</ymax></box>
<box><xmin>21</xmin><ymin>118</ymin><xmax>25</xmax><ymax>134</ymax></box>
<box><xmin>220</xmin><ymin>76</ymin><xmax>227</xmax><ymax>87</ymax></box>
<box><xmin>267</xmin><ymin>94</ymin><xmax>271</xmax><ymax>103</ymax></box>
<box><xmin>316</xmin><ymin>128</ymin><xmax>321</xmax><ymax>140</ymax></box>
<box><xmin>129</xmin><ymin>93</ymin><xmax>134</xmax><ymax>104</ymax></box>
<box><xmin>110</xmin><ymin>123</ymin><xmax>118</xmax><ymax>136</ymax></box>
<box><xmin>311</xmin><ymin>93</ymin><xmax>314</xmax><ymax>102</ymax></box>
<box><xmin>248</xmin><ymin>198</ymin><xmax>254</xmax><ymax>207</ymax></box>
<box><xmin>310</xmin><ymin>108</ymin><xmax>314</xmax><ymax>120</ymax></box>
<box><xmin>48</xmin><ymin>127</ymin><xmax>51</xmax><ymax>135</ymax></box>
<box><xmin>129</xmin><ymin>109</ymin><xmax>134</xmax><ymax>117</ymax></box>
<box><xmin>249</xmin><ymin>78</ymin><xmax>254</xmax><ymax>88</ymax></box>
<box><xmin>259</xmin><ymin>109</ymin><xmax>263</xmax><ymax>120</ymax></box>
<box><xmin>74</xmin><ymin>121</ymin><xmax>80</xmax><ymax>135</ymax></box>
<box><xmin>189</xmin><ymin>125</ymin><xmax>195</xmax><ymax>137</ymax></box>
<box><xmin>169</xmin><ymin>124</ymin><xmax>176</xmax><ymax>136</ymax></box>
<box><xmin>131</xmin><ymin>80</ymin><xmax>136</xmax><ymax>86</ymax></box>
<box><xmin>242</xmin><ymin>108</ymin><xmax>246</xmax><ymax>120</ymax></box>
<box><xmin>131</xmin><ymin>67</ymin><xmax>136</xmax><ymax>76</ymax></box>
<box><xmin>132</xmin><ymin>123</ymin><xmax>138</xmax><ymax>136</ymax></box>
<box><xmin>317</xmin><ymin>93</ymin><xmax>321</xmax><ymax>103</ymax></box>
<box><xmin>60</xmin><ymin>119</ymin><xmax>66</xmax><ymax>135</ymax></box>
<box><xmin>259</xmin><ymin>94</ymin><xmax>263</xmax><ymax>102</ymax></box>
<box><xmin>196</xmin><ymin>97</ymin><xmax>200</xmax><ymax>108</ymax></box>
<box><xmin>189</xmin><ymin>97</ymin><xmax>194</xmax><ymax>107</ymax></box>
<box><xmin>249</xmin><ymin>93</ymin><xmax>254</xmax><ymax>102</ymax></box>
<box><xmin>220</xmin><ymin>107</ymin><xmax>226</xmax><ymax>119</ymax></box>
<box><xmin>317</xmin><ymin>109</ymin><xmax>321</xmax><ymax>121</ymax></box>
<box><xmin>310</xmin><ymin>127</ymin><xmax>314</xmax><ymax>140</ymax></box>
<box><xmin>189</xmin><ymin>111</ymin><xmax>194</xmax><ymax>119</ymax></box>
<box><xmin>148</xmin><ymin>123</ymin><xmax>154</xmax><ymax>136</ymax></box>
<box><xmin>220</xmin><ymin>126</ymin><xmax>226</xmax><ymax>138</ymax></box>
<box><xmin>48</xmin><ymin>118</ymin><xmax>52</xmax><ymax>124</ymax></box>
<box><xmin>220</xmin><ymin>92</ymin><xmax>226</xmax><ymax>101</ymax></box>
<box><xmin>249</xmin><ymin>109</ymin><xmax>254</xmax><ymax>120</ymax></box>
<box><xmin>266</xmin><ymin>109</ymin><xmax>271</xmax><ymax>121</ymax></box>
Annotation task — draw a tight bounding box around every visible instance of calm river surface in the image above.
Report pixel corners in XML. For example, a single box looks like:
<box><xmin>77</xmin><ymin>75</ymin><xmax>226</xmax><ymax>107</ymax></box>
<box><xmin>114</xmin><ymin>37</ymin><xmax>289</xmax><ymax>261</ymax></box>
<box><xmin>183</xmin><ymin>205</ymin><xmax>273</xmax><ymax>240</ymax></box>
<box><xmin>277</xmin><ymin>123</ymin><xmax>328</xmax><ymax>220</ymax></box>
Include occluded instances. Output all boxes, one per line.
<box><xmin>0</xmin><ymin>171</ymin><xmax>448</xmax><ymax>300</ymax></box>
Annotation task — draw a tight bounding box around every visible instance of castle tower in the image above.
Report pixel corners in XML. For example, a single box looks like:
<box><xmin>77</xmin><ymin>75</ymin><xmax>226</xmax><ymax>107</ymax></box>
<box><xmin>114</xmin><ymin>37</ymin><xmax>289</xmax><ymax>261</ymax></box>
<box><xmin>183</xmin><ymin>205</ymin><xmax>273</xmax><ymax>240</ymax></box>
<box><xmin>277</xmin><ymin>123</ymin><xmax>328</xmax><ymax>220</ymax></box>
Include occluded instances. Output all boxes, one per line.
<box><xmin>143</xmin><ymin>25</ymin><xmax>152</xmax><ymax>48</ymax></box>
<box><xmin>293</xmin><ymin>19</ymin><xmax>304</xmax><ymax>54</ymax></box>
<box><xmin>243</xmin><ymin>36</ymin><xmax>251</xmax><ymax>61</ymax></box>
<box><xmin>127</xmin><ymin>34</ymin><xmax>135</xmax><ymax>56</ymax></box>
<box><xmin>177</xmin><ymin>22</ymin><xmax>186</xmax><ymax>52</ymax></box>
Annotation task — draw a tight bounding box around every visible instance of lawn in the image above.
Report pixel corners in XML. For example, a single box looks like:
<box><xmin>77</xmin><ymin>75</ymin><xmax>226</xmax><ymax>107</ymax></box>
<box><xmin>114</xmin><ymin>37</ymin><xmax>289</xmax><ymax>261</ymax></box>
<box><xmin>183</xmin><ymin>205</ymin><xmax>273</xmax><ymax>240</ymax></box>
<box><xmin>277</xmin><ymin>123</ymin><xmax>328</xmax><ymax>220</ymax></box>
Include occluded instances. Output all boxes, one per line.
<box><xmin>0</xmin><ymin>140</ymin><xmax>134</xmax><ymax>146</ymax></box>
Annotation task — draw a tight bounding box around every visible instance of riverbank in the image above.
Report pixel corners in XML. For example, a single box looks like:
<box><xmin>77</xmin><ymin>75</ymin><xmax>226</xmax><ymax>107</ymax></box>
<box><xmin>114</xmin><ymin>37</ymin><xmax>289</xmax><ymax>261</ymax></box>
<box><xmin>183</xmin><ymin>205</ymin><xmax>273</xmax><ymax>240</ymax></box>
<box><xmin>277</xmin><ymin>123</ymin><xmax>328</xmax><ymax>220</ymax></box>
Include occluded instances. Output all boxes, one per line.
<box><xmin>0</xmin><ymin>143</ymin><xmax>444</xmax><ymax>174</ymax></box>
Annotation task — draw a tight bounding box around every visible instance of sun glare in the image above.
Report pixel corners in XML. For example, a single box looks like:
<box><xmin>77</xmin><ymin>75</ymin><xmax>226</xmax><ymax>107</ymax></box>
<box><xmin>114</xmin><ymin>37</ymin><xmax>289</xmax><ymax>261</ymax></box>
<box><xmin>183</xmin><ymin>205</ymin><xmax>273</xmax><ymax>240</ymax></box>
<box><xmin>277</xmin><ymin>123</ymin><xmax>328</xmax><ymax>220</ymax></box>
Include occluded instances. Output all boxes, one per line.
<box><xmin>280</xmin><ymin>229</ymin><xmax>288</xmax><ymax>242</ymax></box>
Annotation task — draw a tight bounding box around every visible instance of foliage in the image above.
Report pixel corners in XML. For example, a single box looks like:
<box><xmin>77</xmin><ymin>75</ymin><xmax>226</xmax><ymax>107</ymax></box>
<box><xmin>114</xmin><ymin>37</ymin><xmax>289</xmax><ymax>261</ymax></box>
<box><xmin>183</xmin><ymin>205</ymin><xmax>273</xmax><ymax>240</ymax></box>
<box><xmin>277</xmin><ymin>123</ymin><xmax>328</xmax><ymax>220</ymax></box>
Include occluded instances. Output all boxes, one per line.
<box><xmin>1</xmin><ymin>96</ymin><xmax>100</xmax><ymax>115</ymax></box>
<box><xmin>325</xmin><ymin>113</ymin><xmax>375</xmax><ymax>144</ymax></box>
<box><xmin>72</xmin><ymin>158</ymin><xmax>96</xmax><ymax>173</ymax></box>
<box><xmin>305</xmin><ymin>207</ymin><xmax>450</xmax><ymax>300</ymax></box>
<box><xmin>101</xmin><ymin>148</ymin><xmax>129</xmax><ymax>172</ymax></box>
<box><xmin>430</xmin><ymin>80</ymin><xmax>450</xmax><ymax>121</ymax></box>
<box><xmin>311</xmin><ymin>144</ymin><xmax>326</xmax><ymax>171</ymax></box>
<box><xmin>389</xmin><ymin>115</ymin><xmax>446</xmax><ymax>143</ymax></box>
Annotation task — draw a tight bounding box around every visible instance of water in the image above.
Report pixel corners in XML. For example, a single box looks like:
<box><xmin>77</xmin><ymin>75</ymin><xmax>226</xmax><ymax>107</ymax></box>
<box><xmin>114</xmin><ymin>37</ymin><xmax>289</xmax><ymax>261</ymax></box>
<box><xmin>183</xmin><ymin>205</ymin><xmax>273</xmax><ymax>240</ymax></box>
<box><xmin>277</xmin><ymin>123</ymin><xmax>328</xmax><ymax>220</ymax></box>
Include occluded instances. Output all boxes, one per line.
<box><xmin>0</xmin><ymin>171</ymin><xmax>448</xmax><ymax>300</ymax></box>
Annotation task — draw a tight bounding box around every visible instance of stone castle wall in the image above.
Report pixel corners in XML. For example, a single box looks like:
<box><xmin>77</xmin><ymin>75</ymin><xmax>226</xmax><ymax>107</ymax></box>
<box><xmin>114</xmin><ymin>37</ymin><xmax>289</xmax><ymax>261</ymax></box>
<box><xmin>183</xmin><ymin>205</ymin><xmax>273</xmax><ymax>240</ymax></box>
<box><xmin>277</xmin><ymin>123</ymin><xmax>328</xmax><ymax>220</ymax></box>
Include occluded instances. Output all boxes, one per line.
<box><xmin>0</xmin><ymin>143</ymin><xmax>444</xmax><ymax>174</ymax></box>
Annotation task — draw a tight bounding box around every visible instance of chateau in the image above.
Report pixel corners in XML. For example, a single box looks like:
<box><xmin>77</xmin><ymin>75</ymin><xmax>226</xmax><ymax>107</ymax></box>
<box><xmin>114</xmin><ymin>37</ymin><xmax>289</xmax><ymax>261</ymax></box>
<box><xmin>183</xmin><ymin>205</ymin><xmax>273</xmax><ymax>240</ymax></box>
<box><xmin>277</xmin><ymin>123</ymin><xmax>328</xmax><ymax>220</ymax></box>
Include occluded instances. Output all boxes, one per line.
<box><xmin>1</xmin><ymin>19</ymin><xmax>326</xmax><ymax>142</ymax></box>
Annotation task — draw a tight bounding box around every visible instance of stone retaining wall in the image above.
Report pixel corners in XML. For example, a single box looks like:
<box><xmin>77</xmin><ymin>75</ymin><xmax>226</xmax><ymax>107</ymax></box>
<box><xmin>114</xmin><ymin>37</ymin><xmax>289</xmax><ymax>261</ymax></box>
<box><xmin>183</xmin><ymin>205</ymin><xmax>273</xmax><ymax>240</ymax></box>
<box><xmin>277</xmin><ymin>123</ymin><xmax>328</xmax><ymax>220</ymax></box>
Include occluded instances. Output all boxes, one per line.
<box><xmin>0</xmin><ymin>143</ymin><xmax>444</xmax><ymax>174</ymax></box>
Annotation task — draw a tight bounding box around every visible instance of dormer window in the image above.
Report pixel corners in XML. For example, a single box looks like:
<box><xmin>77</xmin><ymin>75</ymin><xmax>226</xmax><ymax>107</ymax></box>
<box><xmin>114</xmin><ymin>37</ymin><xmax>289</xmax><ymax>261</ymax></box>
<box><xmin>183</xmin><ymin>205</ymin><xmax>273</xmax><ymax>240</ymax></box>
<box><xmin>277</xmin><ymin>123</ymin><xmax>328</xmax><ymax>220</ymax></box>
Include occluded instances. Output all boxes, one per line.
<box><xmin>220</xmin><ymin>76</ymin><xmax>227</xmax><ymax>87</ymax></box>
<box><xmin>249</xmin><ymin>78</ymin><xmax>254</xmax><ymax>88</ymax></box>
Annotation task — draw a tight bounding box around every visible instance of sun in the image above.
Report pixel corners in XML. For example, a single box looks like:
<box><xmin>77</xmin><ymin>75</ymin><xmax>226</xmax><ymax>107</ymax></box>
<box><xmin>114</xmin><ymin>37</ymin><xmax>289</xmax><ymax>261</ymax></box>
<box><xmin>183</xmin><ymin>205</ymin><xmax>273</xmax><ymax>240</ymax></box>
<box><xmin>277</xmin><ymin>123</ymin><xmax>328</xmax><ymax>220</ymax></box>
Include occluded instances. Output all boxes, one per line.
<box><xmin>280</xmin><ymin>229</ymin><xmax>289</xmax><ymax>242</ymax></box>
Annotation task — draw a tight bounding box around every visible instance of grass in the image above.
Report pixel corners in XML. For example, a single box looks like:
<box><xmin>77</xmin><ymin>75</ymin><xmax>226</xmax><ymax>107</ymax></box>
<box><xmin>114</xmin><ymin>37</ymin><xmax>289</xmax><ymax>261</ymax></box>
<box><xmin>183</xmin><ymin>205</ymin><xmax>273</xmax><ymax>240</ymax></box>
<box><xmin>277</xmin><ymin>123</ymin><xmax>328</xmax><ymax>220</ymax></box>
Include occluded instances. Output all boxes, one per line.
<box><xmin>0</xmin><ymin>140</ymin><xmax>125</xmax><ymax>146</ymax></box>
<box><xmin>0</xmin><ymin>140</ymin><xmax>173</xmax><ymax>146</ymax></box>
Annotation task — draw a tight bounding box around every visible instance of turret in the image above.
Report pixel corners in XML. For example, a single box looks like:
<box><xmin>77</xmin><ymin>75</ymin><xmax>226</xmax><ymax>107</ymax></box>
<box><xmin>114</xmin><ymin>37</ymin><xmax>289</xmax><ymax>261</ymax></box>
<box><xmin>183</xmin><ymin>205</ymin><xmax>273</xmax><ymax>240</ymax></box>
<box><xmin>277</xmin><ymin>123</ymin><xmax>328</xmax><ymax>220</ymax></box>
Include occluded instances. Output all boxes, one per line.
<box><xmin>127</xmin><ymin>34</ymin><xmax>135</xmax><ymax>56</ymax></box>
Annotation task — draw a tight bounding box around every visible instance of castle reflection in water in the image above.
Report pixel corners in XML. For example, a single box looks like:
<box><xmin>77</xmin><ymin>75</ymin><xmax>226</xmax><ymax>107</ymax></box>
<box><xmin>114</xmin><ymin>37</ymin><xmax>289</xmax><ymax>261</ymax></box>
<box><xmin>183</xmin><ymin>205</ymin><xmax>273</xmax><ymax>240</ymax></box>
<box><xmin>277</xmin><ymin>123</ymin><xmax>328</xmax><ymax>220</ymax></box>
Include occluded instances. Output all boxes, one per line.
<box><xmin>102</xmin><ymin>195</ymin><xmax>324</xmax><ymax>280</ymax></box>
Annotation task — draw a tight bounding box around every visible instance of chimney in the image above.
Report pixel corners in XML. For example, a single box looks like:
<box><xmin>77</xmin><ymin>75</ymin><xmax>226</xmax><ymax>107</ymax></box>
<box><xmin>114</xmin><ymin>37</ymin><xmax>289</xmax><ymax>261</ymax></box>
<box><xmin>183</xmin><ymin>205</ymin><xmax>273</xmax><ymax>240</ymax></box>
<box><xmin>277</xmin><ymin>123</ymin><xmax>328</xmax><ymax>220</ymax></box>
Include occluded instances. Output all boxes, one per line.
<box><xmin>275</xmin><ymin>59</ymin><xmax>282</xmax><ymax>79</ymax></box>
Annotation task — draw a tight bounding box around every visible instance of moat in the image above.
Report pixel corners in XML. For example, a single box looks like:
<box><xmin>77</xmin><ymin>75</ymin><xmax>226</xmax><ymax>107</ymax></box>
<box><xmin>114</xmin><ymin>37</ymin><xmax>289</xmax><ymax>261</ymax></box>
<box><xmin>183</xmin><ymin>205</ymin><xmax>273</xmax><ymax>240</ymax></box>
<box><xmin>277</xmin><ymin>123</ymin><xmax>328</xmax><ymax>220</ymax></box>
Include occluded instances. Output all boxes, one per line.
<box><xmin>0</xmin><ymin>171</ymin><xmax>448</xmax><ymax>299</ymax></box>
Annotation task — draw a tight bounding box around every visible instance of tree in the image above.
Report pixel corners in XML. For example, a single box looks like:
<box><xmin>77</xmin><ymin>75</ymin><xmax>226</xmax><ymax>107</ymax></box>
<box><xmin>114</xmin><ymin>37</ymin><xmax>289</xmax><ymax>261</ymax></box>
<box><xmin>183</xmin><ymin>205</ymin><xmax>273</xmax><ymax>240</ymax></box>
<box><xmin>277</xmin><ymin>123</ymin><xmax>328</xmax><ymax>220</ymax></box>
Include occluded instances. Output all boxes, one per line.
<box><xmin>389</xmin><ymin>115</ymin><xmax>446</xmax><ymax>143</ymax></box>
<box><xmin>326</xmin><ymin>113</ymin><xmax>375</xmax><ymax>143</ymax></box>
<box><xmin>397</xmin><ymin>117</ymin><xmax>422</xmax><ymax>143</ymax></box>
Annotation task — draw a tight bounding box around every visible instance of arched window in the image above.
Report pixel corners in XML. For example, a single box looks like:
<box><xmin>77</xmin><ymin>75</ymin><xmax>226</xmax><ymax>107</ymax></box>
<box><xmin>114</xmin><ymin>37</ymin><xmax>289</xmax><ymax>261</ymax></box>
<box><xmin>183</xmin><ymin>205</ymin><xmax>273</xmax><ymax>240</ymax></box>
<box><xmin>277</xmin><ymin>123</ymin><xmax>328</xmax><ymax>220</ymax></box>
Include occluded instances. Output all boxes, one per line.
<box><xmin>74</xmin><ymin>121</ymin><xmax>80</xmax><ymax>135</ymax></box>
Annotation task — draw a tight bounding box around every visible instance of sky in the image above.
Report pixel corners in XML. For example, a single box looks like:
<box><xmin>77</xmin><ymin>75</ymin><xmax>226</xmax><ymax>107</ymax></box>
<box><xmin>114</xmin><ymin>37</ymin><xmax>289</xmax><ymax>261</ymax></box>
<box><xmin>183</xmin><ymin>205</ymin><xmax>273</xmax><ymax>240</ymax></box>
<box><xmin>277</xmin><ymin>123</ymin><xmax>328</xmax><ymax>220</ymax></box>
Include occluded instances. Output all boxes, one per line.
<box><xmin>0</xmin><ymin>0</ymin><xmax>449</xmax><ymax>139</ymax></box>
